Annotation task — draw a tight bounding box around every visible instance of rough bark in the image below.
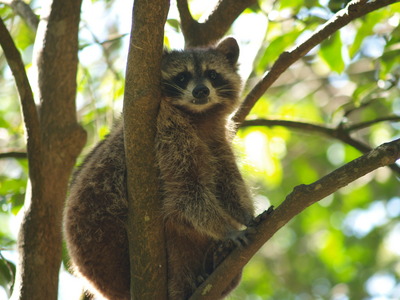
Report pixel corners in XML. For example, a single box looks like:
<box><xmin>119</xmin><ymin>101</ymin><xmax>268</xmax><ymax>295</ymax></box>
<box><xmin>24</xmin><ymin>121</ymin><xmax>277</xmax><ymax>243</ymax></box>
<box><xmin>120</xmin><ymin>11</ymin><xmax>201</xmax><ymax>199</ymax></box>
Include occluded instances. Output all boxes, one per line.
<box><xmin>123</xmin><ymin>0</ymin><xmax>170</xmax><ymax>299</ymax></box>
<box><xmin>3</xmin><ymin>0</ymin><xmax>86</xmax><ymax>299</ymax></box>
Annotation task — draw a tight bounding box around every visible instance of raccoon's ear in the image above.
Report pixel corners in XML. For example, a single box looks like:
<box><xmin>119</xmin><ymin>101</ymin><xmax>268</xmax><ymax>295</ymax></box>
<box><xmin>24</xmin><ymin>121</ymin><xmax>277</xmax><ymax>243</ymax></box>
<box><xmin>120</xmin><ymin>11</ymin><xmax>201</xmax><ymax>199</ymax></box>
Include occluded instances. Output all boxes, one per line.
<box><xmin>216</xmin><ymin>37</ymin><xmax>240</xmax><ymax>66</ymax></box>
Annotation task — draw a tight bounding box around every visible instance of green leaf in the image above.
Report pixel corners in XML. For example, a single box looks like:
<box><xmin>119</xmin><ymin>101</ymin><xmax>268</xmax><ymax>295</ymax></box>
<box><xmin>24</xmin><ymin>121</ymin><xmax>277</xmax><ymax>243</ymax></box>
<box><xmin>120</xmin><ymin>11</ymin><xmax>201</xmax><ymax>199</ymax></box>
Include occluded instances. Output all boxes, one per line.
<box><xmin>349</xmin><ymin>11</ymin><xmax>386</xmax><ymax>59</ymax></box>
<box><xmin>0</xmin><ymin>255</ymin><xmax>15</xmax><ymax>297</ymax></box>
<box><xmin>13</xmin><ymin>21</ymin><xmax>35</xmax><ymax>51</ymax></box>
<box><xmin>380</xmin><ymin>25</ymin><xmax>400</xmax><ymax>77</ymax></box>
<box><xmin>319</xmin><ymin>31</ymin><xmax>345</xmax><ymax>73</ymax></box>
<box><xmin>328</xmin><ymin>0</ymin><xmax>351</xmax><ymax>13</ymax></box>
<box><xmin>166</xmin><ymin>19</ymin><xmax>180</xmax><ymax>32</ymax></box>
<box><xmin>259</xmin><ymin>28</ymin><xmax>304</xmax><ymax>70</ymax></box>
<box><xmin>279</xmin><ymin>0</ymin><xmax>304</xmax><ymax>11</ymax></box>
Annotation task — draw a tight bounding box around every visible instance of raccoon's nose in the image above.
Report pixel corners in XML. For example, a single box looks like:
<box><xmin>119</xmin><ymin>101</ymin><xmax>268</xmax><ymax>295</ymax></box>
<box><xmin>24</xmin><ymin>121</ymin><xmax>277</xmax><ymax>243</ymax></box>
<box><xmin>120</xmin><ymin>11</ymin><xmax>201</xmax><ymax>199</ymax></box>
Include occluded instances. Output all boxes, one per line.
<box><xmin>192</xmin><ymin>84</ymin><xmax>210</xmax><ymax>99</ymax></box>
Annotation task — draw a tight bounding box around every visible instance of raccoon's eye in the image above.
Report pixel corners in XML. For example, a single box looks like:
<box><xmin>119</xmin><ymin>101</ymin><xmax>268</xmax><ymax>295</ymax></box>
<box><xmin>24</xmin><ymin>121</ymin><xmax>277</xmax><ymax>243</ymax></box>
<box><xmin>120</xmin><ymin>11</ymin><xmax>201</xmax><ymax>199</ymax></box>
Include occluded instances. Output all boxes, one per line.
<box><xmin>206</xmin><ymin>70</ymin><xmax>218</xmax><ymax>81</ymax></box>
<box><xmin>177</xmin><ymin>73</ymin><xmax>187</xmax><ymax>82</ymax></box>
<box><xmin>173</xmin><ymin>72</ymin><xmax>191</xmax><ymax>87</ymax></box>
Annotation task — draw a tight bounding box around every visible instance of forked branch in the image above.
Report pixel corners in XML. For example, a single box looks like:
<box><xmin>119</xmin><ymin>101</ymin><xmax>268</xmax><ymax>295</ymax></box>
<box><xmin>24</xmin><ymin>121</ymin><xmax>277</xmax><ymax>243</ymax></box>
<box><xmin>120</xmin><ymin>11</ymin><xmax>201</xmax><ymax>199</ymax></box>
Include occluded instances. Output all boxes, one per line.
<box><xmin>177</xmin><ymin>0</ymin><xmax>257</xmax><ymax>47</ymax></box>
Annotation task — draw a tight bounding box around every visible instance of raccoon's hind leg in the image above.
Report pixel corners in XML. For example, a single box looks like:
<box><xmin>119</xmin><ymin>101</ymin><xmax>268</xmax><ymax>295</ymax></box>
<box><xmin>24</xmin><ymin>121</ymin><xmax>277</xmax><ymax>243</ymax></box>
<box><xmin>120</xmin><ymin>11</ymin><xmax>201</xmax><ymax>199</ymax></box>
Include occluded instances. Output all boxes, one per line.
<box><xmin>64</xmin><ymin>197</ymin><xmax>130</xmax><ymax>300</ymax></box>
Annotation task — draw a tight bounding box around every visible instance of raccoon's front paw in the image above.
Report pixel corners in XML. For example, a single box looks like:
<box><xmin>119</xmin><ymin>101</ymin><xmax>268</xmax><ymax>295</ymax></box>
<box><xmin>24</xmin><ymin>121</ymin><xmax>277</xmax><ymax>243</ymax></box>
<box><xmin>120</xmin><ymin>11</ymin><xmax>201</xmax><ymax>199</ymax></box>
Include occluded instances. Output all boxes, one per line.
<box><xmin>196</xmin><ymin>273</ymin><xmax>208</xmax><ymax>286</ymax></box>
<box><xmin>243</xmin><ymin>211</ymin><xmax>255</xmax><ymax>227</ymax></box>
<box><xmin>233</xmin><ymin>210</ymin><xmax>254</xmax><ymax>228</ymax></box>
<box><xmin>210</xmin><ymin>230</ymin><xmax>250</xmax><ymax>270</ymax></box>
<box><xmin>226</xmin><ymin>229</ymin><xmax>250</xmax><ymax>247</ymax></box>
<box><xmin>247</xmin><ymin>206</ymin><xmax>274</xmax><ymax>227</ymax></box>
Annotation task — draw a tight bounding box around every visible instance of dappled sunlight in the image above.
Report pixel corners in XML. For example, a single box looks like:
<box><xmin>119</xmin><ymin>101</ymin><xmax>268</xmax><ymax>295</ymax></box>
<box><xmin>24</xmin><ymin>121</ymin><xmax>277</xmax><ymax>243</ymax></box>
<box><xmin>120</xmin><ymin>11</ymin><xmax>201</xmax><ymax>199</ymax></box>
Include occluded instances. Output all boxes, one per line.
<box><xmin>242</xmin><ymin>130</ymin><xmax>285</xmax><ymax>188</ymax></box>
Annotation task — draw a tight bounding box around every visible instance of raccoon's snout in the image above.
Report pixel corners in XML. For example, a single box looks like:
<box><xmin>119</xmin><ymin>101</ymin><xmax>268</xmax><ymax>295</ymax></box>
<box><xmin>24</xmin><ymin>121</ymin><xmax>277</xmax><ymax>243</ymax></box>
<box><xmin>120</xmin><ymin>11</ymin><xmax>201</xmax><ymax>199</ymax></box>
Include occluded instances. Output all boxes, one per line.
<box><xmin>192</xmin><ymin>84</ymin><xmax>210</xmax><ymax>104</ymax></box>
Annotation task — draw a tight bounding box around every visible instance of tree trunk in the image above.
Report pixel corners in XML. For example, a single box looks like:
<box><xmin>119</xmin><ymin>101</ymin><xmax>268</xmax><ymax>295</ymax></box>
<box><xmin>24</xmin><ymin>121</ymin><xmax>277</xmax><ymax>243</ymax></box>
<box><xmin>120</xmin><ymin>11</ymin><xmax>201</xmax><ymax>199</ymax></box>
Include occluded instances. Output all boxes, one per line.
<box><xmin>123</xmin><ymin>0</ymin><xmax>170</xmax><ymax>299</ymax></box>
<box><xmin>11</xmin><ymin>0</ymin><xmax>86</xmax><ymax>299</ymax></box>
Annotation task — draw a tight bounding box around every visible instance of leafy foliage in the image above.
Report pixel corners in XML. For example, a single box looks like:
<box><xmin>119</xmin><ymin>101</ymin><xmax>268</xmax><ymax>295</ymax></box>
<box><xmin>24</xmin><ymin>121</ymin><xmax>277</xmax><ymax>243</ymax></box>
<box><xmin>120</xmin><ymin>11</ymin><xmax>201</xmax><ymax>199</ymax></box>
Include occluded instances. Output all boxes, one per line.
<box><xmin>0</xmin><ymin>0</ymin><xmax>399</xmax><ymax>299</ymax></box>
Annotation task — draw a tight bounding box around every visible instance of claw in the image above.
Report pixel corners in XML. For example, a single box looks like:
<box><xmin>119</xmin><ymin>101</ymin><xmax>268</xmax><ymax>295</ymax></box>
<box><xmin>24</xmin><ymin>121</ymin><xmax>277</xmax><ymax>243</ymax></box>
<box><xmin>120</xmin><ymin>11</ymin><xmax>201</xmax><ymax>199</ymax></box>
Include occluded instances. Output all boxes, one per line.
<box><xmin>226</xmin><ymin>229</ymin><xmax>250</xmax><ymax>248</ymax></box>
<box><xmin>247</xmin><ymin>206</ymin><xmax>274</xmax><ymax>227</ymax></box>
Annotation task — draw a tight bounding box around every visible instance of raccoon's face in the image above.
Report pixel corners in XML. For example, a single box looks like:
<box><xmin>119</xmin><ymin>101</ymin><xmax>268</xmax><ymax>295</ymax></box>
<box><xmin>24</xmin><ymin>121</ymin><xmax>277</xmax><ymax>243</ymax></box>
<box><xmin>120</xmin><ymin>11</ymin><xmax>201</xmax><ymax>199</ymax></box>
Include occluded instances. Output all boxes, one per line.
<box><xmin>161</xmin><ymin>38</ymin><xmax>242</xmax><ymax>114</ymax></box>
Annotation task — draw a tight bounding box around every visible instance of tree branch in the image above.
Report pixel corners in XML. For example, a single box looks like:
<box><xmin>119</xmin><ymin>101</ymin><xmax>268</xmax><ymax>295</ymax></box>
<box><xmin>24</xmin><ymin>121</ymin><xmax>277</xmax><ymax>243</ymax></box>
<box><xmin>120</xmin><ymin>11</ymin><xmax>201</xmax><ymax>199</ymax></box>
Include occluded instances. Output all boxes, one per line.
<box><xmin>176</xmin><ymin>0</ymin><xmax>193</xmax><ymax>34</ymax></box>
<box><xmin>0</xmin><ymin>151</ymin><xmax>27</xmax><ymax>159</ymax></box>
<box><xmin>177</xmin><ymin>0</ymin><xmax>257</xmax><ymax>47</ymax></box>
<box><xmin>233</xmin><ymin>0</ymin><xmax>400</xmax><ymax>125</ymax></box>
<box><xmin>241</xmin><ymin>118</ymin><xmax>400</xmax><ymax>175</ymax></box>
<box><xmin>123</xmin><ymin>0</ymin><xmax>169</xmax><ymax>299</ymax></box>
<box><xmin>190</xmin><ymin>138</ymin><xmax>400</xmax><ymax>299</ymax></box>
<box><xmin>346</xmin><ymin>115</ymin><xmax>400</xmax><ymax>132</ymax></box>
<box><xmin>241</xmin><ymin>119</ymin><xmax>335</xmax><ymax>135</ymax></box>
<box><xmin>0</xmin><ymin>0</ymin><xmax>39</xmax><ymax>31</ymax></box>
<box><xmin>10</xmin><ymin>0</ymin><xmax>86</xmax><ymax>298</ymax></box>
<box><xmin>0</xmin><ymin>17</ymin><xmax>41</xmax><ymax>163</ymax></box>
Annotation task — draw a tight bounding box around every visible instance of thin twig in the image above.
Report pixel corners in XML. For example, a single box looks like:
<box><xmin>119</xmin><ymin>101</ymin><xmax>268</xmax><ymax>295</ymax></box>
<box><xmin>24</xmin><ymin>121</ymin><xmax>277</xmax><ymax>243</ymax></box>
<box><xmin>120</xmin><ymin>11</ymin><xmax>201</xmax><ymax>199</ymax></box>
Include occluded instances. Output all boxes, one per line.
<box><xmin>346</xmin><ymin>116</ymin><xmax>400</xmax><ymax>132</ymax></box>
<box><xmin>241</xmin><ymin>118</ymin><xmax>400</xmax><ymax>175</ymax></box>
<box><xmin>79</xmin><ymin>33</ymin><xmax>129</xmax><ymax>49</ymax></box>
<box><xmin>84</xmin><ymin>25</ymin><xmax>122</xmax><ymax>81</ymax></box>
<box><xmin>0</xmin><ymin>151</ymin><xmax>27</xmax><ymax>159</ymax></box>
<box><xmin>241</xmin><ymin>119</ymin><xmax>335</xmax><ymax>136</ymax></box>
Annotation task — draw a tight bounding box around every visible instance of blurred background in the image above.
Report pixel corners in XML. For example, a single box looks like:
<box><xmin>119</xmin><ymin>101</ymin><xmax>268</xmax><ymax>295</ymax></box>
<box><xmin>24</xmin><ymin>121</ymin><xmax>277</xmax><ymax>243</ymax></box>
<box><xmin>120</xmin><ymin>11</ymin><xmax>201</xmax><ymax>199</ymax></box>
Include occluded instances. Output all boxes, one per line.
<box><xmin>0</xmin><ymin>0</ymin><xmax>399</xmax><ymax>299</ymax></box>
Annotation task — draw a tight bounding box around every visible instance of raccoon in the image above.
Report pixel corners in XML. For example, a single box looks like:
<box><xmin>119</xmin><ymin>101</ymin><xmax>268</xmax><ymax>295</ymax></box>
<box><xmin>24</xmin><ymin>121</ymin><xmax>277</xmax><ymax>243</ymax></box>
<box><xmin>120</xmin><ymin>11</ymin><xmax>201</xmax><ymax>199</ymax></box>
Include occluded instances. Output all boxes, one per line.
<box><xmin>63</xmin><ymin>37</ymin><xmax>254</xmax><ymax>300</ymax></box>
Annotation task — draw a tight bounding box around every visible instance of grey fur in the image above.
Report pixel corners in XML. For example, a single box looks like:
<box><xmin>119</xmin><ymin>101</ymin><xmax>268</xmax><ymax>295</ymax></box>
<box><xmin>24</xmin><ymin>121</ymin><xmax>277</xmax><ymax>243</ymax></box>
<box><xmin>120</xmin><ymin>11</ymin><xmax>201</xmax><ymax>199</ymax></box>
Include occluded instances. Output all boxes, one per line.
<box><xmin>63</xmin><ymin>38</ymin><xmax>254</xmax><ymax>300</ymax></box>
